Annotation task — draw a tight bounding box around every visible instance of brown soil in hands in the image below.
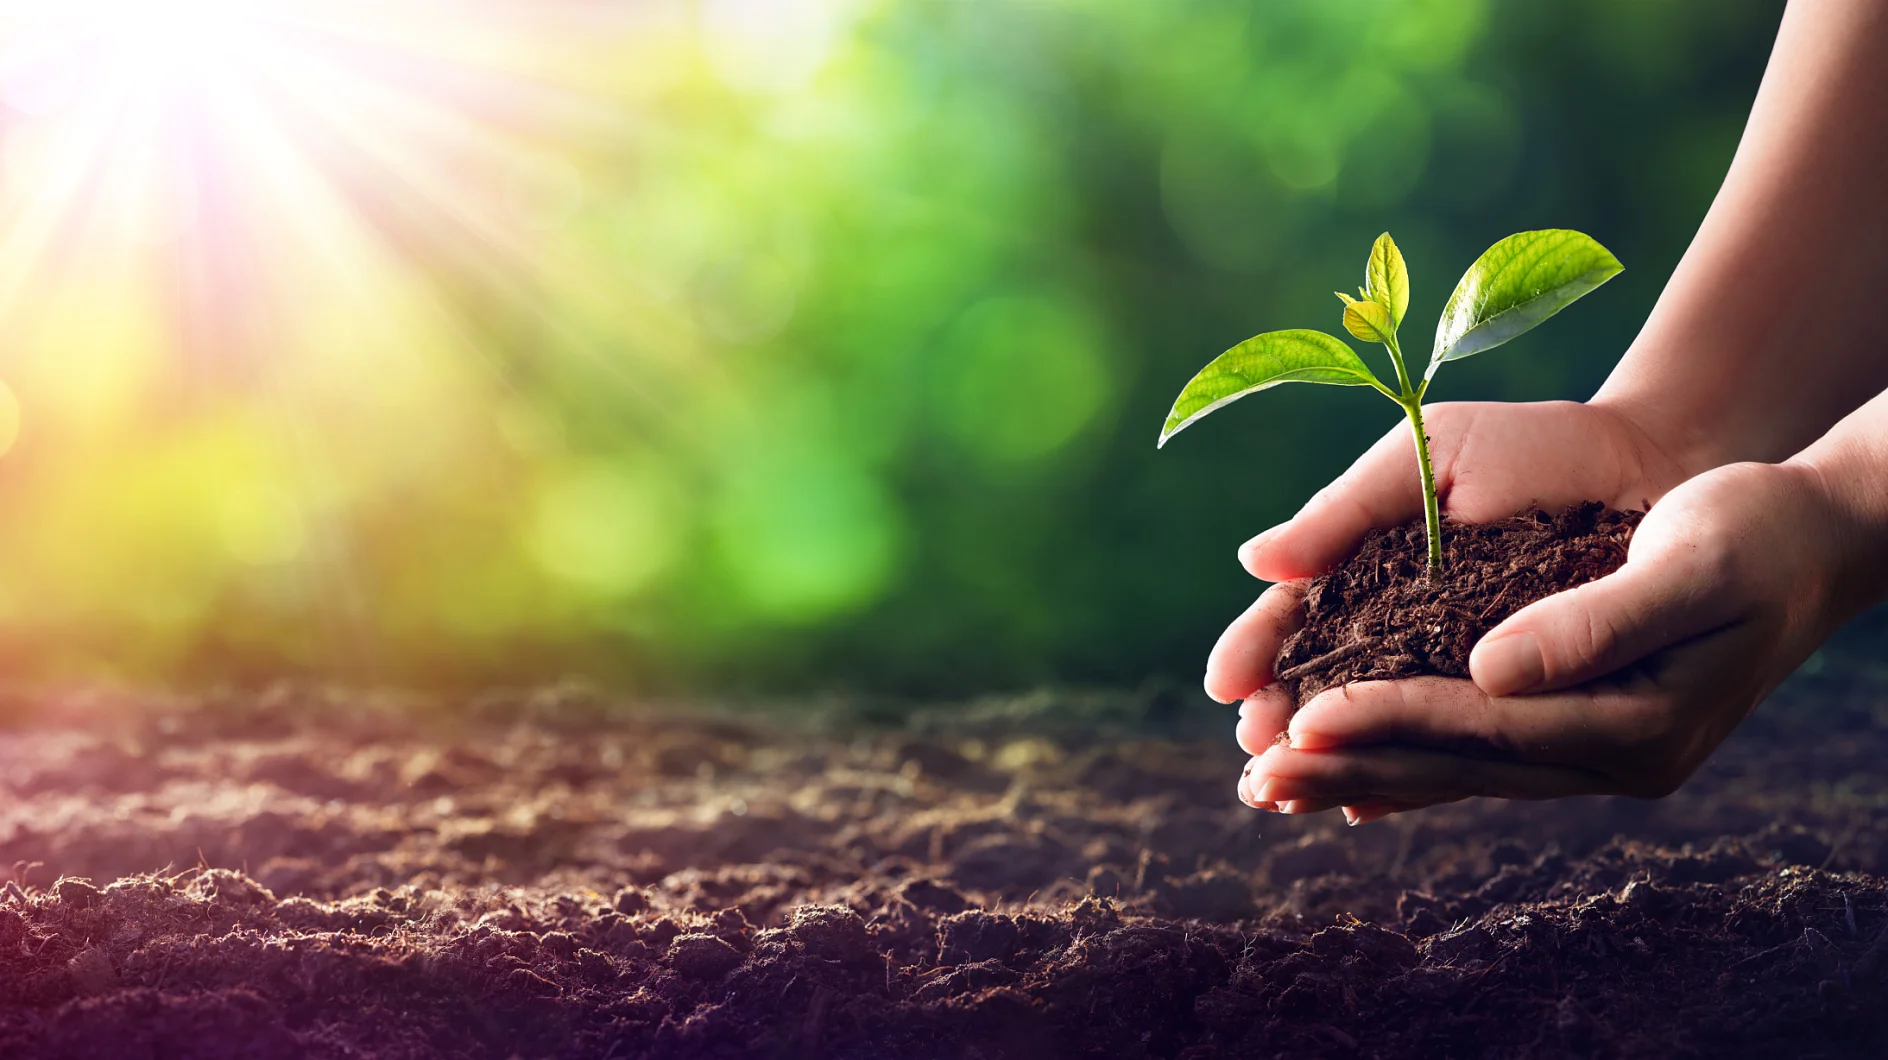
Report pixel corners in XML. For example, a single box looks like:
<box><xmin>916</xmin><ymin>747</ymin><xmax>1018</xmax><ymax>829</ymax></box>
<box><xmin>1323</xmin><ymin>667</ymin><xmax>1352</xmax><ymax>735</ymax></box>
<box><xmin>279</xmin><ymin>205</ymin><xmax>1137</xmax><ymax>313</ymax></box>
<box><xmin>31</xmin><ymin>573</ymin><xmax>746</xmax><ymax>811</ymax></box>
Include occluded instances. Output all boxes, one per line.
<box><xmin>1276</xmin><ymin>501</ymin><xmax>1643</xmax><ymax>706</ymax></box>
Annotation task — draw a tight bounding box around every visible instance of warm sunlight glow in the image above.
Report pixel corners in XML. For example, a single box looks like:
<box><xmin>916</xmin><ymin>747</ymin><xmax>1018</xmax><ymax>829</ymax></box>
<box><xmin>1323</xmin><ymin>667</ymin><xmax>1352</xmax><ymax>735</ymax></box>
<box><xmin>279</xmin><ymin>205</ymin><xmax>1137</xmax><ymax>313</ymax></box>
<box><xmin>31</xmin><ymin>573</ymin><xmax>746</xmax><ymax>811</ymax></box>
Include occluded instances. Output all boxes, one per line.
<box><xmin>0</xmin><ymin>0</ymin><xmax>722</xmax><ymax>672</ymax></box>
<box><xmin>0</xmin><ymin>0</ymin><xmax>585</xmax><ymax>355</ymax></box>
<box><xmin>0</xmin><ymin>0</ymin><xmax>892</xmax><ymax>677</ymax></box>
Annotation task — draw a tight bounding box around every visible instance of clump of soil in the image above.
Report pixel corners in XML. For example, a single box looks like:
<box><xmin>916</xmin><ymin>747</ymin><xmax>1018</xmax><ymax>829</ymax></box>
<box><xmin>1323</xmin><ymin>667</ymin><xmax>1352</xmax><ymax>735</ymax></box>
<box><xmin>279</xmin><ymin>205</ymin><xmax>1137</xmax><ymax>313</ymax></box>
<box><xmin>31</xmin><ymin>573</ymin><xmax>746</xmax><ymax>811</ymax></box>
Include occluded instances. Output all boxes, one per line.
<box><xmin>1276</xmin><ymin>501</ymin><xmax>1643</xmax><ymax>705</ymax></box>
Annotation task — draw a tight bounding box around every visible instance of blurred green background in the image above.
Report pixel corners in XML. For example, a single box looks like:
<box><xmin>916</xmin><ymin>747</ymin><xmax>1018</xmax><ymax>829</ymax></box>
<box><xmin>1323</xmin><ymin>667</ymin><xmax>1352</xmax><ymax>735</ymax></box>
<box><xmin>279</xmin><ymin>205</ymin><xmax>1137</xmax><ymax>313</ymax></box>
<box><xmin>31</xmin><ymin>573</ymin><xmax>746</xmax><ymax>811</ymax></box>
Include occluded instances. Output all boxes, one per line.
<box><xmin>0</xmin><ymin>0</ymin><xmax>1782</xmax><ymax>692</ymax></box>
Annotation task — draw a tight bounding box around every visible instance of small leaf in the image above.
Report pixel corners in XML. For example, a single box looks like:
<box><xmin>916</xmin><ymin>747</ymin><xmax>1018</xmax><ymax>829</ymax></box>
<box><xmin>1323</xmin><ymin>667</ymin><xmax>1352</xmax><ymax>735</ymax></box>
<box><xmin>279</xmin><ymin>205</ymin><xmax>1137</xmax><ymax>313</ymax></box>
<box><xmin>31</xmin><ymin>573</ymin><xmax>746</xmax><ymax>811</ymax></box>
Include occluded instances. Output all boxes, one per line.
<box><xmin>1334</xmin><ymin>291</ymin><xmax>1357</xmax><ymax>306</ymax></box>
<box><xmin>1158</xmin><ymin>330</ymin><xmax>1383</xmax><ymax>447</ymax></box>
<box><xmin>1428</xmin><ymin>229</ymin><xmax>1622</xmax><ymax>381</ymax></box>
<box><xmin>1364</xmin><ymin>232</ymin><xmax>1409</xmax><ymax>326</ymax></box>
<box><xmin>1341</xmin><ymin>299</ymin><xmax>1396</xmax><ymax>345</ymax></box>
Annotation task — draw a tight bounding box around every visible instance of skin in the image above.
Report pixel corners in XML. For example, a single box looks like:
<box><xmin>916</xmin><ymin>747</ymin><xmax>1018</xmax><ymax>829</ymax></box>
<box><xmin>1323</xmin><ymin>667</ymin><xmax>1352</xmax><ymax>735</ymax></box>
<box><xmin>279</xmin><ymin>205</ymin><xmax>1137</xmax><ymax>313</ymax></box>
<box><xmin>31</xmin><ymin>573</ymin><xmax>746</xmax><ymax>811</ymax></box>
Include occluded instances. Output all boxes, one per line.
<box><xmin>1207</xmin><ymin>0</ymin><xmax>1888</xmax><ymax>824</ymax></box>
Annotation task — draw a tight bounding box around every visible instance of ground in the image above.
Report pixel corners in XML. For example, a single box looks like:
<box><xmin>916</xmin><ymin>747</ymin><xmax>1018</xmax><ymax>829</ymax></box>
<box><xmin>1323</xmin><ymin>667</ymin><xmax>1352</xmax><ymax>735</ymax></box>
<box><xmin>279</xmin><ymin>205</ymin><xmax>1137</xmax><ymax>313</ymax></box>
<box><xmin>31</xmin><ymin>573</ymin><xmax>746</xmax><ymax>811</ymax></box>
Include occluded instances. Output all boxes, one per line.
<box><xmin>1</xmin><ymin>627</ymin><xmax>1886</xmax><ymax>1058</ymax></box>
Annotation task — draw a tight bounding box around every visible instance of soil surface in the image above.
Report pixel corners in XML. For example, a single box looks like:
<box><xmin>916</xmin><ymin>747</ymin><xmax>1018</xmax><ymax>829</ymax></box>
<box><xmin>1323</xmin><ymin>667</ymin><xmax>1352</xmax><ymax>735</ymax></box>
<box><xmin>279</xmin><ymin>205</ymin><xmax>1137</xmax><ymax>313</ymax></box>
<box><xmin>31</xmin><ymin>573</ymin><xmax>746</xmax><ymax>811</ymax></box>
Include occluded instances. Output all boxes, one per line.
<box><xmin>1</xmin><ymin>624</ymin><xmax>1886</xmax><ymax>1059</ymax></box>
<box><xmin>1278</xmin><ymin>502</ymin><xmax>1642</xmax><ymax>705</ymax></box>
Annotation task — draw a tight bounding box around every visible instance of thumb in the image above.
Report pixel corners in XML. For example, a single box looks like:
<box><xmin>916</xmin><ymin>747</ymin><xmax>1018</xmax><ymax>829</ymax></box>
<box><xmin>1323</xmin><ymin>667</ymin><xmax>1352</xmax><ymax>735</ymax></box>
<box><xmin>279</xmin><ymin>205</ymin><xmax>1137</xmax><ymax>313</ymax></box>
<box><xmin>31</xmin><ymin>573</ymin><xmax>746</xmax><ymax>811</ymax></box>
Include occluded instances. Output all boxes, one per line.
<box><xmin>1242</xmin><ymin>419</ymin><xmax>1426</xmax><ymax>581</ymax></box>
<box><xmin>1469</xmin><ymin>541</ymin><xmax>1738</xmax><ymax>697</ymax></box>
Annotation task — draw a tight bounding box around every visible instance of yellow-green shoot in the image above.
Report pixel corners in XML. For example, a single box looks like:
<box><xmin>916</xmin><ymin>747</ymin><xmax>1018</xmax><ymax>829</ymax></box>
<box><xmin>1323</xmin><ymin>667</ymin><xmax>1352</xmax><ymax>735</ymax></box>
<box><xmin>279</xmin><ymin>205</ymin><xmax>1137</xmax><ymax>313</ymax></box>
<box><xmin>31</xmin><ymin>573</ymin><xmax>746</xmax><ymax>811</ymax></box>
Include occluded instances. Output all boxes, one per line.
<box><xmin>1158</xmin><ymin>230</ymin><xmax>1623</xmax><ymax>573</ymax></box>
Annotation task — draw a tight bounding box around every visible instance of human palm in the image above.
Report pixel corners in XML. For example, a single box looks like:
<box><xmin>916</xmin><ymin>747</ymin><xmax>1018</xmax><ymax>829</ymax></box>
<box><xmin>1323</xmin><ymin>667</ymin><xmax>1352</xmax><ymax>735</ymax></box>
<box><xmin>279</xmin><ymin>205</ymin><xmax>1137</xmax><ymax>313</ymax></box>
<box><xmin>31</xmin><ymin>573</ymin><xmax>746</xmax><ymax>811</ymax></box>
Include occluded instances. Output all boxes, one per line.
<box><xmin>1200</xmin><ymin>399</ymin><xmax>1822</xmax><ymax>822</ymax></box>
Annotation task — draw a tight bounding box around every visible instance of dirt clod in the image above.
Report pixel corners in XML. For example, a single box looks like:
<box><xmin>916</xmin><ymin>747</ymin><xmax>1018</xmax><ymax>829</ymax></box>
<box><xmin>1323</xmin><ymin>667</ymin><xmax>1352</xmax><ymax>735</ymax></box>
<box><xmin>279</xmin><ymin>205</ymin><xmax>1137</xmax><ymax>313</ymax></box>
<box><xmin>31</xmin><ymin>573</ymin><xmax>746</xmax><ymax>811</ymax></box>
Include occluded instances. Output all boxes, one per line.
<box><xmin>787</xmin><ymin>905</ymin><xmax>870</xmax><ymax>962</ymax></box>
<box><xmin>64</xmin><ymin>947</ymin><xmax>116</xmax><ymax>996</ymax></box>
<box><xmin>669</xmin><ymin>933</ymin><xmax>744</xmax><ymax>979</ymax></box>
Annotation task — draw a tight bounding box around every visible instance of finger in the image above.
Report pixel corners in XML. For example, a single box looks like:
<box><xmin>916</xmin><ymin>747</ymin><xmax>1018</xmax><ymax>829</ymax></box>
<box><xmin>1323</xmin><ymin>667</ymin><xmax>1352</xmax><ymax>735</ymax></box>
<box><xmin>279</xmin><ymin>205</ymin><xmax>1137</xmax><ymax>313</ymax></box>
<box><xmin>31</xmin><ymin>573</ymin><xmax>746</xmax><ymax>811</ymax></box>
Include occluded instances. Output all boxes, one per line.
<box><xmin>1249</xmin><ymin>741</ymin><xmax>1609</xmax><ymax>805</ymax></box>
<box><xmin>1205</xmin><ymin>582</ymin><xmax>1307</xmax><ymax>703</ymax></box>
<box><xmin>1286</xmin><ymin>678</ymin><xmax>1656</xmax><ymax>767</ymax></box>
<box><xmin>1470</xmin><ymin>526</ymin><xmax>1740</xmax><ymax>697</ymax></box>
<box><xmin>1235</xmin><ymin>685</ymin><xmax>1295</xmax><ymax>756</ymax></box>
<box><xmin>1341</xmin><ymin>800</ymin><xmax>1414</xmax><ymax>826</ymax></box>
<box><xmin>1237</xmin><ymin>756</ymin><xmax>1277</xmax><ymax>810</ymax></box>
<box><xmin>1278</xmin><ymin>797</ymin><xmax>1345</xmax><ymax>815</ymax></box>
<box><xmin>1346</xmin><ymin>796</ymin><xmax>1464</xmax><ymax>826</ymax></box>
<box><xmin>1240</xmin><ymin>421</ymin><xmax>1428</xmax><ymax>582</ymax></box>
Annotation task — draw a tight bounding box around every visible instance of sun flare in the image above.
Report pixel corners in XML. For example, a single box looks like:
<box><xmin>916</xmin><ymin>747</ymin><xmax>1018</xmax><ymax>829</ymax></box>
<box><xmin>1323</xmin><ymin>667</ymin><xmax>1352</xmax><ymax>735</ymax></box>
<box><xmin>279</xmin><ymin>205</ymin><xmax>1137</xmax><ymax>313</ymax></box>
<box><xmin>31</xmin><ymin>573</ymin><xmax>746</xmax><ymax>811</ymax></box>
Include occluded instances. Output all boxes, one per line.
<box><xmin>0</xmin><ymin>0</ymin><xmax>736</xmax><ymax>669</ymax></box>
<box><xmin>0</xmin><ymin>0</ymin><xmax>629</xmax><ymax>373</ymax></box>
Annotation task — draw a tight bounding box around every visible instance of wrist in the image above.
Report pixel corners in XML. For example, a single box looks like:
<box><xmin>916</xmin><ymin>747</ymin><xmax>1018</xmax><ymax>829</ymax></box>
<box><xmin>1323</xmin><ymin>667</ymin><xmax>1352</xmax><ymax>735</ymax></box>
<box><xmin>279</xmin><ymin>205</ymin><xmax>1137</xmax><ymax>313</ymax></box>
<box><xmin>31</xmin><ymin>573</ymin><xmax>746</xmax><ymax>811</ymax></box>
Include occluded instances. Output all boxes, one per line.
<box><xmin>1783</xmin><ymin>444</ymin><xmax>1888</xmax><ymax>627</ymax></box>
<box><xmin>1580</xmin><ymin>393</ymin><xmax>1716</xmax><ymax>498</ymax></box>
<box><xmin>1588</xmin><ymin>360</ymin><xmax>1751</xmax><ymax>483</ymax></box>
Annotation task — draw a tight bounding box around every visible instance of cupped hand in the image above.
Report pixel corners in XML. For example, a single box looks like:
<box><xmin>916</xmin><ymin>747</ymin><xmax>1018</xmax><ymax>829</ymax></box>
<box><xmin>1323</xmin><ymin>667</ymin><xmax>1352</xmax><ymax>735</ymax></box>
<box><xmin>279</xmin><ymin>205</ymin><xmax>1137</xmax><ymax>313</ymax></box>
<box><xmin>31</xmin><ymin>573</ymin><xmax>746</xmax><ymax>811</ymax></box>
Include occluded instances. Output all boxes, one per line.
<box><xmin>1201</xmin><ymin>399</ymin><xmax>1720</xmax><ymax>817</ymax></box>
<box><xmin>1236</xmin><ymin>459</ymin><xmax>1846</xmax><ymax>823</ymax></box>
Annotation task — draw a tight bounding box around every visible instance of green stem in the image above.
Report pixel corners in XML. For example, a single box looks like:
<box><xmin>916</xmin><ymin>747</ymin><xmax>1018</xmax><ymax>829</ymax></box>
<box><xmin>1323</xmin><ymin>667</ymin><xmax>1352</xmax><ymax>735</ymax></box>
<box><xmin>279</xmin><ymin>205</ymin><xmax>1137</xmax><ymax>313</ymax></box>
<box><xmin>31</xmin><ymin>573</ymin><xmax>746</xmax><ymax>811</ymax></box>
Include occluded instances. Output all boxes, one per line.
<box><xmin>1381</xmin><ymin>332</ymin><xmax>1442</xmax><ymax>575</ymax></box>
<box><xmin>1403</xmin><ymin>396</ymin><xmax>1443</xmax><ymax>574</ymax></box>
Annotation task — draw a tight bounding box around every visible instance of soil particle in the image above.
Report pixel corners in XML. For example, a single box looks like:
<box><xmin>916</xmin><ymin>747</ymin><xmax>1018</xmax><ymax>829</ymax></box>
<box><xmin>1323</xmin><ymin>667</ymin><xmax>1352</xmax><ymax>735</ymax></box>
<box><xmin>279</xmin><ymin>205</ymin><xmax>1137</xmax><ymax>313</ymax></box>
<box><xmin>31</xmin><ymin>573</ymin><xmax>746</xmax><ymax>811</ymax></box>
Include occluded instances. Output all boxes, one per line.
<box><xmin>668</xmin><ymin>933</ymin><xmax>744</xmax><ymax>979</ymax></box>
<box><xmin>786</xmin><ymin>905</ymin><xmax>871</xmax><ymax>963</ymax></box>
<box><xmin>52</xmin><ymin>880</ymin><xmax>100</xmax><ymax>909</ymax></box>
<box><xmin>63</xmin><ymin>948</ymin><xmax>115</xmax><ymax>996</ymax></box>
<box><xmin>1277</xmin><ymin>501</ymin><xmax>1642</xmax><ymax>705</ymax></box>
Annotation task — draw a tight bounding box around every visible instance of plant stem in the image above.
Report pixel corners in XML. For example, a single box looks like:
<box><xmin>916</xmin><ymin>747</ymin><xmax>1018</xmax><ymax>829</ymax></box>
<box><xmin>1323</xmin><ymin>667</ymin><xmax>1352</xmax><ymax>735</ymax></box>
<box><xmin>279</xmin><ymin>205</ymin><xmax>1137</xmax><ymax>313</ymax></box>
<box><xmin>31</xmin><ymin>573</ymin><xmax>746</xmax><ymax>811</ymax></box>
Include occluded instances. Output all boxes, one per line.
<box><xmin>1402</xmin><ymin>397</ymin><xmax>1443</xmax><ymax>574</ymax></box>
<box><xmin>1382</xmin><ymin>333</ymin><xmax>1443</xmax><ymax>575</ymax></box>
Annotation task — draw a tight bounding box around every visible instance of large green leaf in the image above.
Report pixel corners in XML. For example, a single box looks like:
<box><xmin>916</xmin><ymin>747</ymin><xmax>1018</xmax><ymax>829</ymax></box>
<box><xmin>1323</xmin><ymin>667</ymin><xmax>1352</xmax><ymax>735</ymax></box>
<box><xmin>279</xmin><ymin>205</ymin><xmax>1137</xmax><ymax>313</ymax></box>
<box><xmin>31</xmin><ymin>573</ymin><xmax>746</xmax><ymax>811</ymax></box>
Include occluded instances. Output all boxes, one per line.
<box><xmin>1426</xmin><ymin>229</ymin><xmax>1621</xmax><ymax>382</ymax></box>
<box><xmin>1157</xmin><ymin>329</ymin><xmax>1383</xmax><ymax>447</ymax></box>
<box><xmin>1364</xmin><ymin>232</ymin><xmax>1408</xmax><ymax>327</ymax></box>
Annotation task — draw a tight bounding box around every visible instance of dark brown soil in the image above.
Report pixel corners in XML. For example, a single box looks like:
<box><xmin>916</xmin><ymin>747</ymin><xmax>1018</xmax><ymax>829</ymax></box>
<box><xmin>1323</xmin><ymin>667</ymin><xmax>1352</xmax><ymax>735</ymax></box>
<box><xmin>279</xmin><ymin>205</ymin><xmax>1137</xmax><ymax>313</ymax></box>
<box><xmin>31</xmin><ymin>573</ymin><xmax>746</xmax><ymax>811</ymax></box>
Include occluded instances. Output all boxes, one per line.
<box><xmin>1277</xmin><ymin>502</ymin><xmax>1643</xmax><ymax>705</ymax></box>
<box><xmin>0</xmin><ymin>647</ymin><xmax>1886</xmax><ymax>1058</ymax></box>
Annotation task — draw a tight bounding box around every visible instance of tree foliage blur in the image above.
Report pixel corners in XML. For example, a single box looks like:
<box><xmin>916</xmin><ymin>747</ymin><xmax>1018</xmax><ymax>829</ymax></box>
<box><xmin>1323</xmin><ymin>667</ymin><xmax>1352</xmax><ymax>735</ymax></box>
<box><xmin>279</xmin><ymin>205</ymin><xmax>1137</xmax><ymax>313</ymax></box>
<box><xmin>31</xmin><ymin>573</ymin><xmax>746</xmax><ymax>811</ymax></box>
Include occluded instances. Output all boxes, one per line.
<box><xmin>0</xmin><ymin>0</ymin><xmax>1780</xmax><ymax>691</ymax></box>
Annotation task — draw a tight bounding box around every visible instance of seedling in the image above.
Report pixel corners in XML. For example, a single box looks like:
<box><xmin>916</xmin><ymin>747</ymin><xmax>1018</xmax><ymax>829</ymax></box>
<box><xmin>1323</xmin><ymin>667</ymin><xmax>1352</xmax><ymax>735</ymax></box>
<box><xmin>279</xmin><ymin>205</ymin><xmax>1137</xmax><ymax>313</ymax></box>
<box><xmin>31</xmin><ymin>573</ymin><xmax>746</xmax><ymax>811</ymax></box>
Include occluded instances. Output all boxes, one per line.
<box><xmin>1157</xmin><ymin>230</ymin><xmax>1622</xmax><ymax>573</ymax></box>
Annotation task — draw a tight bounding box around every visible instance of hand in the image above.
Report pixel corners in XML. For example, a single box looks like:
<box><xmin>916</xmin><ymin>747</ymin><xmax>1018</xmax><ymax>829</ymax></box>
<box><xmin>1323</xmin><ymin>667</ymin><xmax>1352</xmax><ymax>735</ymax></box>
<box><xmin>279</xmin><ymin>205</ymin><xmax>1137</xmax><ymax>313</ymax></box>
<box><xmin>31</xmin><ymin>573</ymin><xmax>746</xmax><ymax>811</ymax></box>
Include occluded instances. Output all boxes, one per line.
<box><xmin>1201</xmin><ymin>399</ymin><xmax>1702</xmax><ymax>816</ymax></box>
<box><xmin>1234</xmin><ymin>459</ymin><xmax>1846</xmax><ymax>822</ymax></box>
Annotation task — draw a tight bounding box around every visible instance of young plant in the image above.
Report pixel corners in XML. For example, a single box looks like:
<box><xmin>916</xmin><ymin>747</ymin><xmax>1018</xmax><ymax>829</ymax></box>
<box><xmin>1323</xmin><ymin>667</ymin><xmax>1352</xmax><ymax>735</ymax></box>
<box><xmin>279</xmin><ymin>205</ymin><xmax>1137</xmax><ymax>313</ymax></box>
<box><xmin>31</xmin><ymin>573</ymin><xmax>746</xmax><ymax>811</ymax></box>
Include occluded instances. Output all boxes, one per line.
<box><xmin>1157</xmin><ymin>229</ymin><xmax>1622</xmax><ymax>573</ymax></box>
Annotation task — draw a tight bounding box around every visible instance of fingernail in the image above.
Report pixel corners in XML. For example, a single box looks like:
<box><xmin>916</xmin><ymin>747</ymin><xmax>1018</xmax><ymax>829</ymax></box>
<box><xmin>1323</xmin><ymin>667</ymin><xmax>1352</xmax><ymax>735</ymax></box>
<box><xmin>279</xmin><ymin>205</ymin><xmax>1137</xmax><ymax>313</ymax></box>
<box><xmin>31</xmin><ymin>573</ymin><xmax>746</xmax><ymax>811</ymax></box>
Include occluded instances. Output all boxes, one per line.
<box><xmin>1286</xmin><ymin>726</ymin><xmax>1340</xmax><ymax>751</ymax></box>
<box><xmin>1242</xmin><ymin>526</ymin><xmax>1281</xmax><ymax>554</ymax></box>
<box><xmin>1473</xmin><ymin>631</ymin><xmax>1545</xmax><ymax>696</ymax></box>
<box><xmin>1255</xmin><ymin>778</ymin><xmax>1301</xmax><ymax>804</ymax></box>
<box><xmin>1238</xmin><ymin>765</ymin><xmax>1273</xmax><ymax>809</ymax></box>
<box><xmin>1239</xmin><ymin>526</ymin><xmax>1284</xmax><ymax>569</ymax></box>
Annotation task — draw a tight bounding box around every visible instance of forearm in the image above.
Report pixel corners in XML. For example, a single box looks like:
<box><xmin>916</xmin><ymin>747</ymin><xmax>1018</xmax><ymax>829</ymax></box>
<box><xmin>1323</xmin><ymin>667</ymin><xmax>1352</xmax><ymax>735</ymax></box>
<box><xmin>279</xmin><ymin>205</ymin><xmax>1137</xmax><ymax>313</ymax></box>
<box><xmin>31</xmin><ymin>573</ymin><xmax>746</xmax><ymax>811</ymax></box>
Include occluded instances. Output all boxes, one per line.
<box><xmin>1594</xmin><ymin>0</ymin><xmax>1888</xmax><ymax>473</ymax></box>
<box><xmin>1789</xmin><ymin>387</ymin><xmax>1888</xmax><ymax>625</ymax></box>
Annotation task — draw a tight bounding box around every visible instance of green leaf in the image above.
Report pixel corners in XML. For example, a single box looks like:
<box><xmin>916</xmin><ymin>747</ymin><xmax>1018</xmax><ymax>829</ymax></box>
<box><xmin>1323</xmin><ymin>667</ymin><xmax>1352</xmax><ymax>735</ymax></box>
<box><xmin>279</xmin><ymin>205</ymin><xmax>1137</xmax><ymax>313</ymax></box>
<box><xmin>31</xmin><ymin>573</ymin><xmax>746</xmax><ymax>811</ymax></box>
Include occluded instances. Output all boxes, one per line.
<box><xmin>1364</xmin><ymin>232</ymin><xmax>1409</xmax><ymax>326</ymax></box>
<box><xmin>1427</xmin><ymin>229</ymin><xmax>1622</xmax><ymax>381</ymax></box>
<box><xmin>1341</xmin><ymin>299</ymin><xmax>1395</xmax><ymax>345</ymax></box>
<box><xmin>1158</xmin><ymin>329</ymin><xmax>1384</xmax><ymax>448</ymax></box>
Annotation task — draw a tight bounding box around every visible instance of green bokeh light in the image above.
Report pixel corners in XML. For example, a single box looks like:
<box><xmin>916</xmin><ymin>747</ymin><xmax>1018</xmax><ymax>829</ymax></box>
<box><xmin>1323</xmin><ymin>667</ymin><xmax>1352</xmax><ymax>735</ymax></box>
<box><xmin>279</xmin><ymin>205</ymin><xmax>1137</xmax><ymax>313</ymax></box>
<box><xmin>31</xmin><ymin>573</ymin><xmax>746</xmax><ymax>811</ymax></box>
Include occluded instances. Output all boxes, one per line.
<box><xmin>712</xmin><ymin>444</ymin><xmax>904</xmax><ymax>624</ymax></box>
<box><xmin>934</xmin><ymin>295</ymin><xmax>1113</xmax><ymax>466</ymax></box>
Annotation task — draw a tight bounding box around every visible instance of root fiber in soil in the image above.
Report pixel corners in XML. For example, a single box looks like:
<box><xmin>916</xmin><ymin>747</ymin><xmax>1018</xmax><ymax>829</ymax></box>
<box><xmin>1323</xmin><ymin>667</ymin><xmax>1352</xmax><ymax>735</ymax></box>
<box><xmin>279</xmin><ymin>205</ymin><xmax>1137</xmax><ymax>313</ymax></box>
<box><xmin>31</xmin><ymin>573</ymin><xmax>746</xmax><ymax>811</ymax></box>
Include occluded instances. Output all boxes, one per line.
<box><xmin>1277</xmin><ymin>501</ymin><xmax>1642</xmax><ymax>705</ymax></box>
